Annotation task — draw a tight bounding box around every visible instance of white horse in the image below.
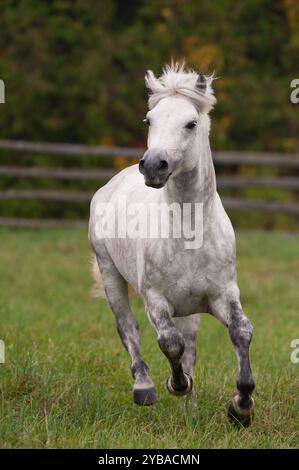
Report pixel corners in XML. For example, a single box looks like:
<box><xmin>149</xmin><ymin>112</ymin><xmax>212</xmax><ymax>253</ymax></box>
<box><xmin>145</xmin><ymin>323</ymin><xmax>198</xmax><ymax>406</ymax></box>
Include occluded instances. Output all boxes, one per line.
<box><xmin>89</xmin><ymin>63</ymin><xmax>255</xmax><ymax>426</ymax></box>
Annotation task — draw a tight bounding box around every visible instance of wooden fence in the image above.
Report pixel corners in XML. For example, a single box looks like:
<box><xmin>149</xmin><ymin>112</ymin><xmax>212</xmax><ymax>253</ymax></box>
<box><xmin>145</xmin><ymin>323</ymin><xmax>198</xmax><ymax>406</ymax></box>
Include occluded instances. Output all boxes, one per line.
<box><xmin>0</xmin><ymin>139</ymin><xmax>299</xmax><ymax>228</ymax></box>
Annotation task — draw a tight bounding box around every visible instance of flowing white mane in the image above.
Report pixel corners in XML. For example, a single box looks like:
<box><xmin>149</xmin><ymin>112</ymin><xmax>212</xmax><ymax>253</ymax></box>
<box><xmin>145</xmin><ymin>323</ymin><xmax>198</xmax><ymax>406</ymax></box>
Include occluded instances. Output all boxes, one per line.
<box><xmin>145</xmin><ymin>63</ymin><xmax>216</xmax><ymax>113</ymax></box>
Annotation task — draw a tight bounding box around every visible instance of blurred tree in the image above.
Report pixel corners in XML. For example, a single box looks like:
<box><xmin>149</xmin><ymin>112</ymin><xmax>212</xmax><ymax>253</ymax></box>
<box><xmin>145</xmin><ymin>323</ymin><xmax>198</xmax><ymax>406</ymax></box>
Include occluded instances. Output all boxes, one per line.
<box><xmin>0</xmin><ymin>0</ymin><xmax>298</xmax><ymax>150</ymax></box>
<box><xmin>0</xmin><ymin>0</ymin><xmax>298</xmax><ymax>226</ymax></box>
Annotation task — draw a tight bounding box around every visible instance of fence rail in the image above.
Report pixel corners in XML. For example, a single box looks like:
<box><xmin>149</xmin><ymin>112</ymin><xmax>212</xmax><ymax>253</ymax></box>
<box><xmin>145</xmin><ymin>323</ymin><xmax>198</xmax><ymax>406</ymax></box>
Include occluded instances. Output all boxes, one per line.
<box><xmin>1</xmin><ymin>169</ymin><xmax>299</xmax><ymax>190</ymax></box>
<box><xmin>0</xmin><ymin>217</ymin><xmax>86</xmax><ymax>229</ymax></box>
<box><xmin>0</xmin><ymin>165</ymin><xmax>116</xmax><ymax>180</ymax></box>
<box><xmin>1</xmin><ymin>190</ymin><xmax>299</xmax><ymax>212</ymax></box>
<box><xmin>0</xmin><ymin>189</ymin><xmax>93</xmax><ymax>202</ymax></box>
<box><xmin>0</xmin><ymin>139</ymin><xmax>298</xmax><ymax>228</ymax></box>
<box><xmin>1</xmin><ymin>139</ymin><xmax>299</xmax><ymax>167</ymax></box>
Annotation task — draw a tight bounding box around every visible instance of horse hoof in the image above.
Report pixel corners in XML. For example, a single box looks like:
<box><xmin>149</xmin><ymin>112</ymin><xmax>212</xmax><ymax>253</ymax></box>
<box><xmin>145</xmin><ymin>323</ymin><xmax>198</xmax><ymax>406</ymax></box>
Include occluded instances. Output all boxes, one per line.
<box><xmin>133</xmin><ymin>386</ymin><xmax>158</xmax><ymax>406</ymax></box>
<box><xmin>228</xmin><ymin>395</ymin><xmax>254</xmax><ymax>427</ymax></box>
<box><xmin>166</xmin><ymin>373</ymin><xmax>193</xmax><ymax>396</ymax></box>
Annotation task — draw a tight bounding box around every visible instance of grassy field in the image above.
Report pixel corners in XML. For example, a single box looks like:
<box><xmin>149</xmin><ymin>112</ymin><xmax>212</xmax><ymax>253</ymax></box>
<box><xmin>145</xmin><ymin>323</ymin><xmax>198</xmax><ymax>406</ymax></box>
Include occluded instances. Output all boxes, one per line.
<box><xmin>0</xmin><ymin>227</ymin><xmax>298</xmax><ymax>448</ymax></box>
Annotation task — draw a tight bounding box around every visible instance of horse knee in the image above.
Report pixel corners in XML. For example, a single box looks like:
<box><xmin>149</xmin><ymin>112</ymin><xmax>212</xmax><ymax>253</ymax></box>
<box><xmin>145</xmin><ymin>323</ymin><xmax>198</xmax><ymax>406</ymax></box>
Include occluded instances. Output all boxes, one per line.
<box><xmin>229</xmin><ymin>319</ymin><xmax>253</xmax><ymax>349</ymax></box>
<box><xmin>229</xmin><ymin>302</ymin><xmax>253</xmax><ymax>347</ymax></box>
<box><xmin>158</xmin><ymin>327</ymin><xmax>185</xmax><ymax>360</ymax></box>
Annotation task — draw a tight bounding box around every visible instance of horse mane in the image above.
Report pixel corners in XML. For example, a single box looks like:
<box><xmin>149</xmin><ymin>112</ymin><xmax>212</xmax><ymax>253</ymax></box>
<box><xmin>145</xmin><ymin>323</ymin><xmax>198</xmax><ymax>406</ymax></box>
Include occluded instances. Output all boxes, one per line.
<box><xmin>145</xmin><ymin>62</ymin><xmax>216</xmax><ymax>113</ymax></box>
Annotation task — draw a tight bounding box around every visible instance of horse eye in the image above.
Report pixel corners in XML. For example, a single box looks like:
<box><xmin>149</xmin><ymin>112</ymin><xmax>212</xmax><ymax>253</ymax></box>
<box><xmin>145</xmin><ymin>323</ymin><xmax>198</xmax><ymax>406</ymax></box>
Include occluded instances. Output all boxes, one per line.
<box><xmin>143</xmin><ymin>118</ymin><xmax>150</xmax><ymax>126</ymax></box>
<box><xmin>185</xmin><ymin>120</ymin><xmax>197</xmax><ymax>130</ymax></box>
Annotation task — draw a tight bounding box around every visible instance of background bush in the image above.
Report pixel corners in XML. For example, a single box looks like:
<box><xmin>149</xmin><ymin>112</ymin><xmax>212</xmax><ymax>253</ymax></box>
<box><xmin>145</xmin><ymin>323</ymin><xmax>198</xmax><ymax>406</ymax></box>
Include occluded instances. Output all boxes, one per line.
<box><xmin>0</xmin><ymin>0</ymin><xmax>298</xmax><ymax>226</ymax></box>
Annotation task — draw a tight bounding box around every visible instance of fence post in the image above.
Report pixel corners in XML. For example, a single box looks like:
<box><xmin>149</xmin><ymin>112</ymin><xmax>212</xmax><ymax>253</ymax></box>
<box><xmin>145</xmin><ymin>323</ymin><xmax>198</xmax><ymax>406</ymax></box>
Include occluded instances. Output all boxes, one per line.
<box><xmin>0</xmin><ymin>80</ymin><xmax>5</xmax><ymax>104</ymax></box>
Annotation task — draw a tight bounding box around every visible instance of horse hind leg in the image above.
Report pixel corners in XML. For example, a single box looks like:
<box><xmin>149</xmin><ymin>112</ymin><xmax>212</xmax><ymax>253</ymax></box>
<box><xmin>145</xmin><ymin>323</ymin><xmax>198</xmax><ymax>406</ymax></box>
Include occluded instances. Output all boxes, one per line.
<box><xmin>95</xmin><ymin>255</ymin><xmax>157</xmax><ymax>406</ymax></box>
<box><xmin>171</xmin><ymin>314</ymin><xmax>200</xmax><ymax>395</ymax></box>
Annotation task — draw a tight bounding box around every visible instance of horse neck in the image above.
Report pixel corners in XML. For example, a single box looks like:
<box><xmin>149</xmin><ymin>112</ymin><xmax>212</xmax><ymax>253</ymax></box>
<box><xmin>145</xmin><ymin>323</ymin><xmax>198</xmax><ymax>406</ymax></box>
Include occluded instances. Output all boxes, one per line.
<box><xmin>164</xmin><ymin>134</ymin><xmax>216</xmax><ymax>208</ymax></box>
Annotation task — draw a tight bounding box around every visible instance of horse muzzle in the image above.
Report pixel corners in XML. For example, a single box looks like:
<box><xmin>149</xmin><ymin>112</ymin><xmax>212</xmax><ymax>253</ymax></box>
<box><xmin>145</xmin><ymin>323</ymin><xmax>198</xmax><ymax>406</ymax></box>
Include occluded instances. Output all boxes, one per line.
<box><xmin>139</xmin><ymin>150</ymin><xmax>173</xmax><ymax>189</ymax></box>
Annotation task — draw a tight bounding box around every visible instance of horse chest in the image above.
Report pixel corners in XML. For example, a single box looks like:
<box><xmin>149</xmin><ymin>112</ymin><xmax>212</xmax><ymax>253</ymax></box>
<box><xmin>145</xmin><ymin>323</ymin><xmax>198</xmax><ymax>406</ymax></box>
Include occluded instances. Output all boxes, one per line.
<box><xmin>143</xmin><ymin>239</ymin><xmax>235</xmax><ymax>315</ymax></box>
<box><xmin>143</xmin><ymin>246</ymin><xmax>209</xmax><ymax>312</ymax></box>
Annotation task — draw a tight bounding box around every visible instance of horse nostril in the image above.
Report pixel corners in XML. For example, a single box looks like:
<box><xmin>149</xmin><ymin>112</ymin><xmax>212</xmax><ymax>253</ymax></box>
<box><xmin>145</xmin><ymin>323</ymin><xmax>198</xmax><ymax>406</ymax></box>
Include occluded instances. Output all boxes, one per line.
<box><xmin>139</xmin><ymin>159</ymin><xmax>145</xmax><ymax>173</ymax></box>
<box><xmin>158</xmin><ymin>160</ymin><xmax>168</xmax><ymax>171</ymax></box>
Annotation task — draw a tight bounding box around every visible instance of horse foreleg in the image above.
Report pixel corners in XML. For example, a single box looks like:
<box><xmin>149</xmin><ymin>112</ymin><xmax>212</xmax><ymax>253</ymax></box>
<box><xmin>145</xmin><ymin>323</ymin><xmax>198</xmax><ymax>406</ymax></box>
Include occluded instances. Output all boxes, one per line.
<box><xmin>97</xmin><ymin>255</ymin><xmax>157</xmax><ymax>406</ymax></box>
<box><xmin>227</xmin><ymin>300</ymin><xmax>255</xmax><ymax>426</ymax></box>
<box><xmin>210</xmin><ymin>286</ymin><xmax>255</xmax><ymax>426</ymax></box>
<box><xmin>145</xmin><ymin>293</ymin><xmax>193</xmax><ymax>396</ymax></box>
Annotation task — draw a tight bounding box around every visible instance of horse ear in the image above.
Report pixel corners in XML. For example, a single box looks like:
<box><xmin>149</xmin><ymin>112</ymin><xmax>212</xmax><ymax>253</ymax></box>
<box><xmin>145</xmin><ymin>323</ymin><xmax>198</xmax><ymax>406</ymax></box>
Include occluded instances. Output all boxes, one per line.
<box><xmin>196</xmin><ymin>73</ymin><xmax>207</xmax><ymax>93</ymax></box>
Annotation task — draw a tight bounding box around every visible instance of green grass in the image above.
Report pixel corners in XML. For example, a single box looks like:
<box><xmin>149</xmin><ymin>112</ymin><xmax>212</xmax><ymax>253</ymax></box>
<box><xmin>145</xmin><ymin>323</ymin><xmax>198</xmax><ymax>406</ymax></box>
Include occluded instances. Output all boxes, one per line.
<box><xmin>0</xmin><ymin>228</ymin><xmax>298</xmax><ymax>448</ymax></box>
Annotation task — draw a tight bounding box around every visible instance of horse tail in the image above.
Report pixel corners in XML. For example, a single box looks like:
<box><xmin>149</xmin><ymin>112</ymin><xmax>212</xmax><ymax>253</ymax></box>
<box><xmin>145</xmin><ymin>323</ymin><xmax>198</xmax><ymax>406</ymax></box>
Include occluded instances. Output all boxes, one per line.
<box><xmin>91</xmin><ymin>254</ymin><xmax>106</xmax><ymax>298</ymax></box>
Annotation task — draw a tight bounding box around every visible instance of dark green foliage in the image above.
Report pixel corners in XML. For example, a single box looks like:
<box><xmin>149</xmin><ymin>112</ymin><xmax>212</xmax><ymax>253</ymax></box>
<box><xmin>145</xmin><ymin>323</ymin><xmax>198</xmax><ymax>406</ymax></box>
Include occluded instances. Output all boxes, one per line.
<box><xmin>0</xmin><ymin>0</ymin><xmax>298</xmax><ymax>148</ymax></box>
<box><xmin>0</xmin><ymin>0</ymin><xmax>298</xmax><ymax>226</ymax></box>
